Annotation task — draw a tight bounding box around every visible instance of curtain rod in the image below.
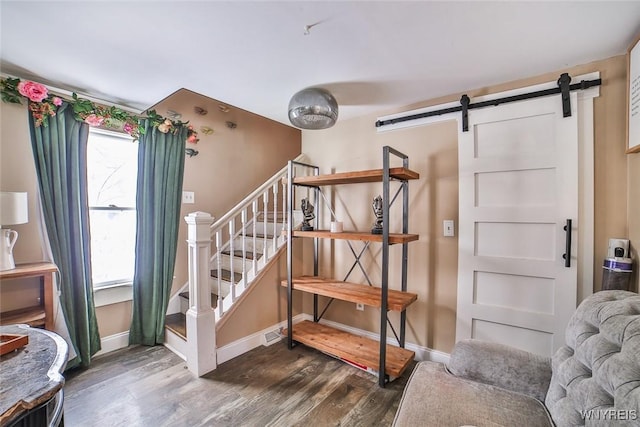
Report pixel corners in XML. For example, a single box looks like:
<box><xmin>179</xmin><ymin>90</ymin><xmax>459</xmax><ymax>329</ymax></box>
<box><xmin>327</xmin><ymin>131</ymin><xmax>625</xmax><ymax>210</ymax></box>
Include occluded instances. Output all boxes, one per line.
<box><xmin>375</xmin><ymin>73</ymin><xmax>602</xmax><ymax>131</ymax></box>
<box><xmin>1</xmin><ymin>72</ymin><xmax>144</xmax><ymax>114</ymax></box>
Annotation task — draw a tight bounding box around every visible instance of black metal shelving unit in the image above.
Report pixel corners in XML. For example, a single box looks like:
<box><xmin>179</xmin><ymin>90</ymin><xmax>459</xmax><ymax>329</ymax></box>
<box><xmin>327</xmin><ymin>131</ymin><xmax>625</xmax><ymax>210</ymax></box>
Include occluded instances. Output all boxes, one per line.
<box><xmin>285</xmin><ymin>146</ymin><xmax>419</xmax><ymax>387</ymax></box>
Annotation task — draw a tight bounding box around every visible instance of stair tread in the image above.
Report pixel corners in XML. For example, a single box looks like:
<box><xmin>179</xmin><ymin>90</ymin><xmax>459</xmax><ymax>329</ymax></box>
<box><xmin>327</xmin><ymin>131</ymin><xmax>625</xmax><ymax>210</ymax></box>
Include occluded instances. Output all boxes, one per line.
<box><xmin>221</xmin><ymin>249</ymin><xmax>262</xmax><ymax>260</ymax></box>
<box><xmin>165</xmin><ymin>313</ymin><xmax>186</xmax><ymax>340</ymax></box>
<box><xmin>281</xmin><ymin>276</ymin><xmax>417</xmax><ymax>311</ymax></box>
<box><xmin>283</xmin><ymin>320</ymin><xmax>414</xmax><ymax>378</ymax></box>
<box><xmin>211</xmin><ymin>268</ymin><xmax>242</xmax><ymax>283</ymax></box>
<box><xmin>179</xmin><ymin>291</ymin><xmax>218</xmax><ymax>308</ymax></box>
<box><xmin>244</xmin><ymin>233</ymin><xmax>275</xmax><ymax>239</ymax></box>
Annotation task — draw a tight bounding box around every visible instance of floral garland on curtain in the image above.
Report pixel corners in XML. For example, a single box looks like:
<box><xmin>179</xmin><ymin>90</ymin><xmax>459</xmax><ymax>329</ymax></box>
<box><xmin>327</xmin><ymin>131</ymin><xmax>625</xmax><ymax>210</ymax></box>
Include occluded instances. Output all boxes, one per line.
<box><xmin>0</xmin><ymin>77</ymin><xmax>199</xmax><ymax>143</ymax></box>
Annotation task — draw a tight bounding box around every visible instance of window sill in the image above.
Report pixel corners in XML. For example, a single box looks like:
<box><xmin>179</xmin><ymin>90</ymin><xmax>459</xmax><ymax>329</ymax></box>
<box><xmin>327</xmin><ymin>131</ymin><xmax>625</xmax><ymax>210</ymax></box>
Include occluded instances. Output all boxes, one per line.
<box><xmin>94</xmin><ymin>282</ymin><xmax>133</xmax><ymax>307</ymax></box>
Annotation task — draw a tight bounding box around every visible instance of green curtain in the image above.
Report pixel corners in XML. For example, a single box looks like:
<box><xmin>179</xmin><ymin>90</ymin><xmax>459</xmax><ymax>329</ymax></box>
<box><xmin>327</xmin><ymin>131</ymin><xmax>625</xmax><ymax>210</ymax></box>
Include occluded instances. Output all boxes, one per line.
<box><xmin>129</xmin><ymin>119</ymin><xmax>186</xmax><ymax>345</ymax></box>
<box><xmin>28</xmin><ymin>102</ymin><xmax>101</xmax><ymax>368</ymax></box>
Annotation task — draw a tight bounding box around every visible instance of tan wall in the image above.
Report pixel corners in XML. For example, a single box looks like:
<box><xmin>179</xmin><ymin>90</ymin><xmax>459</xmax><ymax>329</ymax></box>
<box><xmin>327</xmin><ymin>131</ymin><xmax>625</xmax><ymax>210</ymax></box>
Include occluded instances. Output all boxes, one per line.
<box><xmin>0</xmin><ymin>102</ymin><xmax>45</xmax><ymax>308</ymax></box>
<box><xmin>0</xmin><ymin>102</ymin><xmax>46</xmax><ymax>262</ymax></box>
<box><xmin>149</xmin><ymin>89</ymin><xmax>301</xmax><ymax>298</ymax></box>
<box><xmin>0</xmin><ymin>89</ymin><xmax>301</xmax><ymax>340</ymax></box>
<box><xmin>301</xmin><ymin>55</ymin><xmax>634</xmax><ymax>354</ymax></box>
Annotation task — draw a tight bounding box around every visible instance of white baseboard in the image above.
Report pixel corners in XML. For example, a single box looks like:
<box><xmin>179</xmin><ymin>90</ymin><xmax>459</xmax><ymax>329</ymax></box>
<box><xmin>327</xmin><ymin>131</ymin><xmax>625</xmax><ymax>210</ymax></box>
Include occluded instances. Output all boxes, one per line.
<box><xmin>301</xmin><ymin>313</ymin><xmax>450</xmax><ymax>365</ymax></box>
<box><xmin>216</xmin><ymin>314</ymin><xmax>305</xmax><ymax>364</ymax></box>
<box><xmin>95</xmin><ymin>331</ymin><xmax>129</xmax><ymax>357</ymax></box>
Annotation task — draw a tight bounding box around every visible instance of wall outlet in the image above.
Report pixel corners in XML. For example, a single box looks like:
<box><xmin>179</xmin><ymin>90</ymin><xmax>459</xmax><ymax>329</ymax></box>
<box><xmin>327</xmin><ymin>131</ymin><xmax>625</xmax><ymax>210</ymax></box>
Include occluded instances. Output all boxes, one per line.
<box><xmin>356</xmin><ymin>303</ymin><xmax>364</xmax><ymax>311</ymax></box>
<box><xmin>182</xmin><ymin>191</ymin><xmax>195</xmax><ymax>204</ymax></box>
<box><xmin>443</xmin><ymin>220</ymin><xmax>455</xmax><ymax>237</ymax></box>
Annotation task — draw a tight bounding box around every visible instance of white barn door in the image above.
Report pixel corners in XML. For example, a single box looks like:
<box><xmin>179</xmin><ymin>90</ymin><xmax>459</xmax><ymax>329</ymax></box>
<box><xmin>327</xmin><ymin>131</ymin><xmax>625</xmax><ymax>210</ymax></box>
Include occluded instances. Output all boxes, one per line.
<box><xmin>456</xmin><ymin>93</ymin><xmax>578</xmax><ymax>356</ymax></box>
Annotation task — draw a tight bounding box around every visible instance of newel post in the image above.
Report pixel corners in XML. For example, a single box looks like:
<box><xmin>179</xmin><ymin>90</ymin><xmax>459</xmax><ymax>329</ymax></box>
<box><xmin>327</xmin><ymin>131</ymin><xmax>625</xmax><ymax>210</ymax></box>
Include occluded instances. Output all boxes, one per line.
<box><xmin>184</xmin><ymin>211</ymin><xmax>216</xmax><ymax>376</ymax></box>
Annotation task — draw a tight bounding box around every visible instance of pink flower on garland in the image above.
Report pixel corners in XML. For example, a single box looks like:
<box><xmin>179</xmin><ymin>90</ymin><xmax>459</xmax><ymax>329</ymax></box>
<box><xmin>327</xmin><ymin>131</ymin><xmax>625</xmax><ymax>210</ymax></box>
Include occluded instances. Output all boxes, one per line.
<box><xmin>52</xmin><ymin>97</ymin><xmax>63</xmax><ymax>106</ymax></box>
<box><xmin>84</xmin><ymin>114</ymin><xmax>105</xmax><ymax>127</ymax></box>
<box><xmin>122</xmin><ymin>122</ymin><xmax>134</xmax><ymax>134</ymax></box>
<box><xmin>17</xmin><ymin>80</ymin><xmax>49</xmax><ymax>103</ymax></box>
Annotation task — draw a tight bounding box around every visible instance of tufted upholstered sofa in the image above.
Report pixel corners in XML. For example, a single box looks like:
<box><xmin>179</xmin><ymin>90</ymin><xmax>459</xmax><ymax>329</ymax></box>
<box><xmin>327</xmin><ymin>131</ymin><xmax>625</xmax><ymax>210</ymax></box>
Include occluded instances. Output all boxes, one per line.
<box><xmin>393</xmin><ymin>290</ymin><xmax>640</xmax><ymax>426</ymax></box>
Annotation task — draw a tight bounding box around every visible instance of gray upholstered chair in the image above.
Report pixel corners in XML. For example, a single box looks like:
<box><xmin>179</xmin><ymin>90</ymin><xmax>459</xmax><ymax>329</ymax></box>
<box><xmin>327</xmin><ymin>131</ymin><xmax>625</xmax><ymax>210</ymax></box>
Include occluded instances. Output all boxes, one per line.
<box><xmin>393</xmin><ymin>290</ymin><xmax>640</xmax><ymax>427</ymax></box>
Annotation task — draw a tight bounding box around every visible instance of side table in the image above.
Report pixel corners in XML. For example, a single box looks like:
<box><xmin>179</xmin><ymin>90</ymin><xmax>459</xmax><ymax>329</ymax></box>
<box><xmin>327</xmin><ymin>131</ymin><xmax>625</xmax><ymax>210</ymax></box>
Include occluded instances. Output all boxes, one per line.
<box><xmin>0</xmin><ymin>263</ymin><xmax>58</xmax><ymax>331</ymax></box>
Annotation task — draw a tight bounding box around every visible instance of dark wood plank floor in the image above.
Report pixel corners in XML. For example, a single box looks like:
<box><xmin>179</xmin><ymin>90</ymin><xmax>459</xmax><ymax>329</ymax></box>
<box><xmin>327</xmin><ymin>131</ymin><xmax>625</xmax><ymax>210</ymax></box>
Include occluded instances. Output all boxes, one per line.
<box><xmin>64</xmin><ymin>341</ymin><xmax>415</xmax><ymax>426</ymax></box>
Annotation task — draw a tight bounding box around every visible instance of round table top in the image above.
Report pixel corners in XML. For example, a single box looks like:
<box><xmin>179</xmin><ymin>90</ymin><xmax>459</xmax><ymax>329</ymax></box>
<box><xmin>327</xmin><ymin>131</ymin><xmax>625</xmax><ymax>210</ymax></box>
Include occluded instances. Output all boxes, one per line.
<box><xmin>0</xmin><ymin>324</ymin><xmax>68</xmax><ymax>425</ymax></box>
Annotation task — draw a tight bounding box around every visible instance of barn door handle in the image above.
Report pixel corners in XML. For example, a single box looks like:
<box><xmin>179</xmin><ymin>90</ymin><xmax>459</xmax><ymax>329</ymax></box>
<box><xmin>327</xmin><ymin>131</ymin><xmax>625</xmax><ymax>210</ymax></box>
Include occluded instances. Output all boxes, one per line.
<box><xmin>563</xmin><ymin>219</ymin><xmax>572</xmax><ymax>268</ymax></box>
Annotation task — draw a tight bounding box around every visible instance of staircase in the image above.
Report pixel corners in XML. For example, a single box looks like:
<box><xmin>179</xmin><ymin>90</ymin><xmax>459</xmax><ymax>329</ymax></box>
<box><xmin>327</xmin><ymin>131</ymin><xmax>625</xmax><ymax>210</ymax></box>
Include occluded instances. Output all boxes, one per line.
<box><xmin>164</xmin><ymin>155</ymin><xmax>304</xmax><ymax>370</ymax></box>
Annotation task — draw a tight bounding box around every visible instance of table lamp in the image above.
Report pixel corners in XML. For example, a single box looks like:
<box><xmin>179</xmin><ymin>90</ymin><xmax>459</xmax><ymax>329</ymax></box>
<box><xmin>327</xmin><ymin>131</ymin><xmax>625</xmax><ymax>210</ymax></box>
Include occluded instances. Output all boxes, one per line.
<box><xmin>0</xmin><ymin>192</ymin><xmax>28</xmax><ymax>271</ymax></box>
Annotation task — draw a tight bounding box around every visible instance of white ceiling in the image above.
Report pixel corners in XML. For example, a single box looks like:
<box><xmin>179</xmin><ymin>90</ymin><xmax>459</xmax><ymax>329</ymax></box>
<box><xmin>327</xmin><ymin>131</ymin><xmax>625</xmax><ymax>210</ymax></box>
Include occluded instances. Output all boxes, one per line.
<box><xmin>1</xmin><ymin>1</ymin><xmax>639</xmax><ymax>127</ymax></box>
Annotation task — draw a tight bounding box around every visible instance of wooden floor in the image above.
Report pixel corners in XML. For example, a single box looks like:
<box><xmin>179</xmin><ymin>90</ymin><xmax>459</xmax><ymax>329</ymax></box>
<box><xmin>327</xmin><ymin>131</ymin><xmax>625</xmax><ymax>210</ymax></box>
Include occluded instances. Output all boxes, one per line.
<box><xmin>64</xmin><ymin>341</ymin><xmax>415</xmax><ymax>426</ymax></box>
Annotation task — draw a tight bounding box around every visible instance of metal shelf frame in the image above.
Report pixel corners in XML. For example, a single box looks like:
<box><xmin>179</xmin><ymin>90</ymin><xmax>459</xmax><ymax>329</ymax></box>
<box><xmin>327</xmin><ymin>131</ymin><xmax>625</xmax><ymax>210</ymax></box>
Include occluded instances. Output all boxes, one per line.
<box><xmin>286</xmin><ymin>146</ymin><xmax>413</xmax><ymax>387</ymax></box>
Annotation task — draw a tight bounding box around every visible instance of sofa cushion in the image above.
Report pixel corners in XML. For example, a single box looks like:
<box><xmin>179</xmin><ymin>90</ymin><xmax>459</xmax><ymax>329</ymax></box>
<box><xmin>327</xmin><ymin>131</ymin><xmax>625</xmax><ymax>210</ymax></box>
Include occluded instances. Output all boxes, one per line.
<box><xmin>545</xmin><ymin>290</ymin><xmax>640</xmax><ymax>426</ymax></box>
<box><xmin>393</xmin><ymin>361</ymin><xmax>554</xmax><ymax>427</ymax></box>
<box><xmin>448</xmin><ymin>339</ymin><xmax>552</xmax><ymax>402</ymax></box>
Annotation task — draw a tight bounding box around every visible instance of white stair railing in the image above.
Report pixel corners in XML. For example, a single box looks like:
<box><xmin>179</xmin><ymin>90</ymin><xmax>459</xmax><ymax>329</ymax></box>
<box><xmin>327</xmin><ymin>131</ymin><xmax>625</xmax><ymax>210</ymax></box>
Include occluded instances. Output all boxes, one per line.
<box><xmin>183</xmin><ymin>154</ymin><xmax>304</xmax><ymax>376</ymax></box>
<box><xmin>192</xmin><ymin>153</ymin><xmax>305</xmax><ymax>321</ymax></box>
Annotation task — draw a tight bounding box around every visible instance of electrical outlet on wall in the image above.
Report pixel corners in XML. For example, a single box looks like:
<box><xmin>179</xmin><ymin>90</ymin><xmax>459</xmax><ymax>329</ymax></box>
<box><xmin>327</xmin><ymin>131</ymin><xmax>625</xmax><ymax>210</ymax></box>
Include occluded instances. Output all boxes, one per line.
<box><xmin>356</xmin><ymin>303</ymin><xmax>364</xmax><ymax>311</ymax></box>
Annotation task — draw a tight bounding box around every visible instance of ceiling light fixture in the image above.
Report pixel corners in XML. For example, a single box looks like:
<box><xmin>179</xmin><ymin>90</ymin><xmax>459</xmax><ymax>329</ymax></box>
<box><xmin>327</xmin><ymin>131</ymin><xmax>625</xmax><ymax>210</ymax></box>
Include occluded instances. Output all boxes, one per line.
<box><xmin>288</xmin><ymin>88</ymin><xmax>338</xmax><ymax>130</ymax></box>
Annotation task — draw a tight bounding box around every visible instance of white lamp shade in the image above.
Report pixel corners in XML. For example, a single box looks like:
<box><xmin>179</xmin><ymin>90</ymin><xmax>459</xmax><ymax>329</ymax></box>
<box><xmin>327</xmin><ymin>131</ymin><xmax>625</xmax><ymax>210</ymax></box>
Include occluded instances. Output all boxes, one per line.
<box><xmin>0</xmin><ymin>192</ymin><xmax>28</xmax><ymax>226</ymax></box>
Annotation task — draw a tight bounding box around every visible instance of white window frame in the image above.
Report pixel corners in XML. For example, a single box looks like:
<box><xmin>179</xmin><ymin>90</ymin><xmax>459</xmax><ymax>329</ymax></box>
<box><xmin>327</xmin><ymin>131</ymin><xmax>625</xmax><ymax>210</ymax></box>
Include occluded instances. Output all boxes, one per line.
<box><xmin>87</xmin><ymin>128</ymin><xmax>137</xmax><ymax>306</ymax></box>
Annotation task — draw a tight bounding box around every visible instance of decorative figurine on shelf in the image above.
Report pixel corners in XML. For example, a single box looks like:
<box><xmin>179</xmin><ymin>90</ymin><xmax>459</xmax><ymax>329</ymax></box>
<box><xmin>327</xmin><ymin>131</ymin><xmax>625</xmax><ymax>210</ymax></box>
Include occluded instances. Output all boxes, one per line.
<box><xmin>301</xmin><ymin>197</ymin><xmax>315</xmax><ymax>231</ymax></box>
<box><xmin>371</xmin><ymin>195</ymin><xmax>384</xmax><ymax>234</ymax></box>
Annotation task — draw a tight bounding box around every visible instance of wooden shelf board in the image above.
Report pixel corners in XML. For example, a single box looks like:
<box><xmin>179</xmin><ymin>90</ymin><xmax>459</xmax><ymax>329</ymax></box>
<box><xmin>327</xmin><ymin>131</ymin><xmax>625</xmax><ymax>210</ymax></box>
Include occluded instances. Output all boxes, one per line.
<box><xmin>0</xmin><ymin>262</ymin><xmax>57</xmax><ymax>280</ymax></box>
<box><xmin>281</xmin><ymin>276</ymin><xmax>417</xmax><ymax>311</ymax></box>
<box><xmin>292</xmin><ymin>168</ymin><xmax>419</xmax><ymax>186</ymax></box>
<box><xmin>292</xmin><ymin>230</ymin><xmax>418</xmax><ymax>244</ymax></box>
<box><xmin>0</xmin><ymin>306</ymin><xmax>45</xmax><ymax>327</ymax></box>
<box><xmin>284</xmin><ymin>320</ymin><xmax>414</xmax><ymax>378</ymax></box>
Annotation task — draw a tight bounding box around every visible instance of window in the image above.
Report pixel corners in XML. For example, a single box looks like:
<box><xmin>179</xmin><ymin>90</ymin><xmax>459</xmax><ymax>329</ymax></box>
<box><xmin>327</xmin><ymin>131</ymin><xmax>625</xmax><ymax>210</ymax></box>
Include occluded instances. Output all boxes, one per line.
<box><xmin>87</xmin><ymin>129</ymin><xmax>138</xmax><ymax>288</ymax></box>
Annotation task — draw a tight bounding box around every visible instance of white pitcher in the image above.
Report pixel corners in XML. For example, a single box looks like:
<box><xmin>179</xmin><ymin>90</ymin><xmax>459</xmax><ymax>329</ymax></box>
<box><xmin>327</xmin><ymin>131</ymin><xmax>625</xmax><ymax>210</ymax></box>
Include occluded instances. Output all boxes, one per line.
<box><xmin>0</xmin><ymin>228</ymin><xmax>18</xmax><ymax>270</ymax></box>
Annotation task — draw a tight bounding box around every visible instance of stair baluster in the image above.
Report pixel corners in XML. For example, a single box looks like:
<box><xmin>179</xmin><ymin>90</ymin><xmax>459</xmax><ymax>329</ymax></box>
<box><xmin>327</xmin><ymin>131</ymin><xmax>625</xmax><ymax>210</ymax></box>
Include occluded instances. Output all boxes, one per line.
<box><xmin>215</xmin><ymin>230</ymin><xmax>223</xmax><ymax>318</ymax></box>
<box><xmin>241</xmin><ymin>208</ymin><xmax>247</xmax><ymax>291</ymax></box>
<box><xmin>272</xmin><ymin>183</ymin><xmax>278</xmax><ymax>256</ymax></box>
<box><xmin>252</xmin><ymin>200</ymin><xmax>258</xmax><ymax>274</ymax></box>
<box><xmin>263</xmin><ymin>191</ymin><xmax>269</xmax><ymax>262</ymax></box>
<box><xmin>229</xmin><ymin>220</ymin><xmax>236</xmax><ymax>302</ymax></box>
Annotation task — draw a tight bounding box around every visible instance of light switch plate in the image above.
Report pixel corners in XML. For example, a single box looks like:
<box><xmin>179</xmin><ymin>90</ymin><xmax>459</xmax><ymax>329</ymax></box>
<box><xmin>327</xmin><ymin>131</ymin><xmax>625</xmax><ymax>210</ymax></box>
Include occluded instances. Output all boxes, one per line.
<box><xmin>182</xmin><ymin>191</ymin><xmax>195</xmax><ymax>204</ymax></box>
<box><xmin>444</xmin><ymin>220</ymin><xmax>455</xmax><ymax>237</ymax></box>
